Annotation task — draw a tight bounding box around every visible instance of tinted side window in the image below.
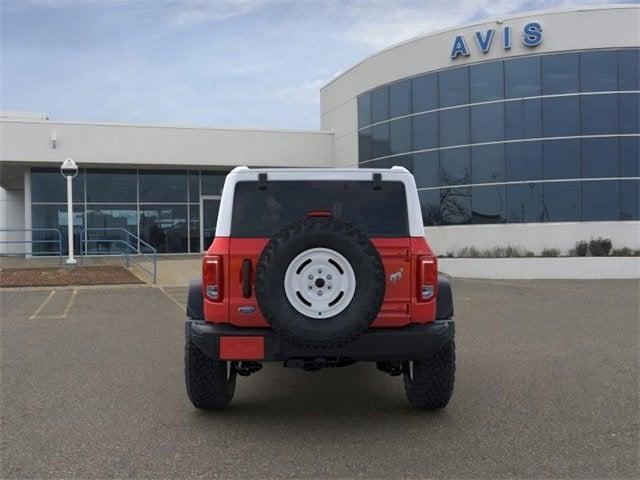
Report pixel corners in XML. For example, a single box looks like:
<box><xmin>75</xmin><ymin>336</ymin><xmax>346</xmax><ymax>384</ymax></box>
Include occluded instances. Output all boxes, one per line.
<box><xmin>505</xmin><ymin>56</ymin><xmax>541</xmax><ymax>98</ymax></box>
<box><xmin>412</xmin><ymin>74</ymin><xmax>438</xmax><ymax>112</ymax></box>
<box><xmin>389</xmin><ymin>79</ymin><xmax>411</xmax><ymax>118</ymax></box>
<box><xmin>371</xmin><ymin>87</ymin><xmax>389</xmax><ymax>123</ymax></box>
<box><xmin>439</xmin><ymin>67</ymin><xmax>469</xmax><ymax>108</ymax></box>
<box><xmin>358</xmin><ymin>93</ymin><xmax>371</xmax><ymax>128</ymax></box>
<box><xmin>231</xmin><ymin>181</ymin><xmax>409</xmax><ymax>237</ymax></box>
<box><xmin>542</xmin><ymin>53</ymin><xmax>579</xmax><ymax>94</ymax></box>
<box><xmin>580</xmin><ymin>51</ymin><xmax>617</xmax><ymax>92</ymax></box>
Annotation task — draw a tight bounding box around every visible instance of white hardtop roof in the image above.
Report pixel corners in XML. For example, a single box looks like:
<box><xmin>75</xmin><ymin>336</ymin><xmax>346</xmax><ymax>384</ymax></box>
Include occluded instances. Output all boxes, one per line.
<box><xmin>216</xmin><ymin>165</ymin><xmax>425</xmax><ymax>237</ymax></box>
<box><xmin>228</xmin><ymin>165</ymin><xmax>411</xmax><ymax>175</ymax></box>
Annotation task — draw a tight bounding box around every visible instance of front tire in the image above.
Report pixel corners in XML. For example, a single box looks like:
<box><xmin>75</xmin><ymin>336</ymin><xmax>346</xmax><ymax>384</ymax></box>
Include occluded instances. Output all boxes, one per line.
<box><xmin>185</xmin><ymin>340</ymin><xmax>236</xmax><ymax>410</ymax></box>
<box><xmin>404</xmin><ymin>340</ymin><xmax>455</xmax><ymax>410</ymax></box>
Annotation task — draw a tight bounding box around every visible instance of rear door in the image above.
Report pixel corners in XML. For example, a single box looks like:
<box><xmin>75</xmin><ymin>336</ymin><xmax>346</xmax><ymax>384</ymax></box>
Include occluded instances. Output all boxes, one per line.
<box><xmin>225</xmin><ymin>179</ymin><xmax>412</xmax><ymax>328</ymax></box>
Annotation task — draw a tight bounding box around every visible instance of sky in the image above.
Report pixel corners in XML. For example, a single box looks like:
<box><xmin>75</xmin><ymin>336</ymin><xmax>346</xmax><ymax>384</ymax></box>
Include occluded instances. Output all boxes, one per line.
<box><xmin>0</xmin><ymin>0</ymin><xmax>634</xmax><ymax>130</ymax></box>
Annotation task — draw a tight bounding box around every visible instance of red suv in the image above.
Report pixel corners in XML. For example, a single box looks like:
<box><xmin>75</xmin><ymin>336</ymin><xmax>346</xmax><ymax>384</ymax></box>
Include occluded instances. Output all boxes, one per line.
<box><xmin>185</xmin><ymin>167</ymin><xmax>455</xmax><ymax>409</ymax></box>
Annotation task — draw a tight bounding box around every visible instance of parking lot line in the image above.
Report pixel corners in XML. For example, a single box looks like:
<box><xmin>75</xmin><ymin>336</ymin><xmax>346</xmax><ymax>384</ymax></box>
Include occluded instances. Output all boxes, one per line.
<box><xmin>58</xmin><ymin>289</ymin><xmax>78</xmax><ymax>319</ymax></box>
<box><xmin>28</xmin><ymin>290</ymin><xmax>55</xmax><ymax>319</ymax></box>
<box><xmin>158</xmin><ymin>286</ymin><xmax>186</xmax><ymax>311</ymax></box>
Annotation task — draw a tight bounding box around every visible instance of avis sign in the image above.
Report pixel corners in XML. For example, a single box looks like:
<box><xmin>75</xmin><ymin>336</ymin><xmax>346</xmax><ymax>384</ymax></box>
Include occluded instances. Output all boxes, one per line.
<box><xmin>450</xmin><ymin>22</ymin><xmax>543</xmax><ymax>59</ymax></box>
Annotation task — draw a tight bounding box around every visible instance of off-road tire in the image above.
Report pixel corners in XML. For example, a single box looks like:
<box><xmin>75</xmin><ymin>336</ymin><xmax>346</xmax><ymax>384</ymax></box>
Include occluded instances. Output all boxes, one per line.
<box><xmin>404</xmin><ymin>339</ymin><xmax>455</xmax><ymax>410</ymax></box>
<box><xmin>184</xmin><ymin>340</ymin><xmax>236</xmax><ymax>410</ymax></box>
<box><xmin>255</xmin><ymin>216</ymin><xmax>385</xmax><ymax>349</ymax></box>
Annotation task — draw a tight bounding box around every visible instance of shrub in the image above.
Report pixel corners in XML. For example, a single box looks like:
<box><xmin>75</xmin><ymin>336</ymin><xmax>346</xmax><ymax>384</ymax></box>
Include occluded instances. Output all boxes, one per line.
<box><xmin>541</xmin><ymin>248</ymin><xmax>561</xmax><ymax>257</ymax></box>
<box><xmin>588</xmin><ymin>237</ymin><xmax>612</xmax><ymax>257</ymax></box>
<box><xmin>574</xmin><ymin>240</ymin><xmax>588</xmax><ymax>257</ymax></box>
<box><xmin>610</xmin><ymin>247</ymin><xmax>640</xmax><ymax>257</ymax></box>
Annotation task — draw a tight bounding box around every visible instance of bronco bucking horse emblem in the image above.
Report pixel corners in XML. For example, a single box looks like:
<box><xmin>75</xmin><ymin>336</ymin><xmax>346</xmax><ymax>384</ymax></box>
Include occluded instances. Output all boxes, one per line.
<box><xmin>389</xmin><ymin>267</ymin><xmax>404</xmax><ymax>285</ymax></box>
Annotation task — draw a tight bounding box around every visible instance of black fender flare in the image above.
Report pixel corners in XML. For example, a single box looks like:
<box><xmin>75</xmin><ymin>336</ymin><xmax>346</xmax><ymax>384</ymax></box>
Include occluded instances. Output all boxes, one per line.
<box><xmin>186</xmin><ymin>278</ymin><xmax>204</xmax><ymax>320</ymax></box>
<box><xmin>436</xmin><ymin>277</ymin><xmax>454</xmax><ymax>320</ymax></box>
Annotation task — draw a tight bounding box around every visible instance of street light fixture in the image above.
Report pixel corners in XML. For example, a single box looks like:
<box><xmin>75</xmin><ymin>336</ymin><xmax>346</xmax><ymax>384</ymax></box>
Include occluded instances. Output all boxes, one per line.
<box><xmin>60</xmin><ymin>158</ymin><xmax>78</xmax><ymax>265</ymax></box>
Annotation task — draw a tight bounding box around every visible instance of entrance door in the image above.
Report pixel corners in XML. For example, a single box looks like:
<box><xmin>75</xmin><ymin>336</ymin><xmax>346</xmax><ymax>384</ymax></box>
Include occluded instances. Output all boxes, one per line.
<box><xmin>199</xmin><ymin>195</ymin><xmax>221</xmax><ymax>252</ymax></box>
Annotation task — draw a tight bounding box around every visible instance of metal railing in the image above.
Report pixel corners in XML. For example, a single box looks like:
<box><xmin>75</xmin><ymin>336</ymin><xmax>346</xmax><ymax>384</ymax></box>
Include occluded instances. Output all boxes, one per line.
<box><xmin>0</xmin><ymin>228</ymin><xmax>64</xmax><ymax>264</ymax></box>
<box><xmin>79</xmin><ymin>228</ymin><xmax>158</xmax><ymax>283</ymax></box>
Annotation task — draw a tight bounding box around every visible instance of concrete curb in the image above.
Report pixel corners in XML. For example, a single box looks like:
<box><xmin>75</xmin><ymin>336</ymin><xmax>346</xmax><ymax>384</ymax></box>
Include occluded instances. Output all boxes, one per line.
<box><xmin>438</xmin><ymin>257</ymin><xmax>640</xmax><ymax>279</ymax></box>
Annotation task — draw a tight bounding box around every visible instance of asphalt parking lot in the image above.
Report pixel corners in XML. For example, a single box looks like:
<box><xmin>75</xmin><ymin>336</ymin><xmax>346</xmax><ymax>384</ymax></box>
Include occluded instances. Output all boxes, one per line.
<box><xmin>1</xmin><ymin>279</ymin><xmax>638</xmax><ymax>479</ymax></box>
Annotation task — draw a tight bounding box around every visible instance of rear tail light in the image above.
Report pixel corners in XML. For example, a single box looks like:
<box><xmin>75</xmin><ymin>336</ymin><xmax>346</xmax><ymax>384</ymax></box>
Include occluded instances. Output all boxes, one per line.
<box><xmin>418</xmin><ymin>255</ymin><xmax>437</xmax><ymax>301</ymax></box>
<box><xmin>203</xmin><ymin>255</ymin><xmax>222</xmax><ymax>302</ymax></box>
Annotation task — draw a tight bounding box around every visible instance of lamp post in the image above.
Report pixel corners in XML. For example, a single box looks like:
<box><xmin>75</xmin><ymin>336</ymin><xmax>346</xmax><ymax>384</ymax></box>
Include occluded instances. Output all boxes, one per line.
<box><xmin>60</xmin><ymin>158</ymin><xmax>78</xmax><ymax>265</ymax></box>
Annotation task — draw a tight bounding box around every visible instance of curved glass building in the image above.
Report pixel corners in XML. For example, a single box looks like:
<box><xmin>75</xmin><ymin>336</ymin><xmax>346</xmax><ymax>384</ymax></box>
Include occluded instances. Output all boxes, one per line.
<box><xmin>321</xmin><ymin>5</ymin><xmax>639</xmax><ymax>253</ymax></box>
<box><xmin>356</xmin><ymin>48</ymin><xmax>639</xmax><ymax>226</ymax></box>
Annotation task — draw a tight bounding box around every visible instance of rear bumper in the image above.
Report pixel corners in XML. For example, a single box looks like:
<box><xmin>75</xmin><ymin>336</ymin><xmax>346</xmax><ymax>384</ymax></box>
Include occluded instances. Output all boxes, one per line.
<box><xmin>186</xmin><ymin>320</ymin><xmax>454</xmax><ymax>362</ymax></box>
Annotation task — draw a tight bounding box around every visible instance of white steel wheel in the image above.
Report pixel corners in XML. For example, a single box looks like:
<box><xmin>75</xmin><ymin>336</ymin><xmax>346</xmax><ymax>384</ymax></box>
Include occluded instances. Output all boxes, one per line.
<box><xmin>284</xmin><ymin>247</ymin><xmax>356</xmax><ymax>319</ymax></box>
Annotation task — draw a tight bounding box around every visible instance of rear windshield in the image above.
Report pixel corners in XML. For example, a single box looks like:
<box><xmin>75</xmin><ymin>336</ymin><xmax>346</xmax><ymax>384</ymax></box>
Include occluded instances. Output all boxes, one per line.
<box><xmin>231</xmin><ymin>180</ymin><xmax>409</xmax><ymax>237</ymax></box>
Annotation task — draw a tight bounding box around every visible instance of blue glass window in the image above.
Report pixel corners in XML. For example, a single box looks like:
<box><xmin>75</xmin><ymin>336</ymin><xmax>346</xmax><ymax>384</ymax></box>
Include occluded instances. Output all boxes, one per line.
<box><xmin>367</xmin><ymin>155</ymin><xmax>413</xmax><ymax>171</ymax></box>
<box><xmin>542</xmin><ymin>96</ymin><xmax>580</xmax><ymax>137</ymax></box>
<box><xmin>472</xmin><ymin>144</ymin><xmax>505</xmax><ymax>184</ymax></box>
<box><xmin>413</xmin><ymin>152</ymin><xmax>440</xmax><ymax>188</ymax></box>
<box><xmin>543</xmin><ymin>182</ymin><xmax>581</xmax><ymax>222</ymax></box>
<box><xmin>506</xmin><ymin>183</ymin><xmax>543</xmax><ymax>223</ymax></box>
<box><xmin>358</xmin><ymin>128</ymin><xmax>373</xmax><ymax>162</ymax></box>
<box><xmin>140</xmin><ymin>170</ymin><xmax>187</xmax><ymax>203</ymax></box>
<box><xmin>440</xmin><ymin>187</ymin><xmax>471</xmax><ymax>225</ymax></box>
<box><xmin>580</xmin><ymin>51</ymin><xmax>617</xmax><ymax>92</ymax></box>
<box><xmin>86</xmin><ymin>169</ymin><xmax>136</xmax><ymax>203</ymax></box>
<box><xmin>439</xmin><ymin>108</ymin><xmax>469</xmax><ymax>147</ymax></box>
<box><xmin>412</xmin><ymin>74</ymin><xmax>438</xmax><ymax>113</ymax></box>
<box><xmin>412</xmin><ymin>112</ymin><xmax>438</xmax><ymax>151</ymax></box>
<box><xmin>358</xmin><ymin>94</ymin><xmax>371</xmax><ymax>128</ymax></box>
<box><xmin>470</xmin><ymin>61</ymin><xmax>504</xmax><ymax>102</ymax></box>
<box><xmin>620</xmin><ymin>179</ymin><xmax>640</xmax><ymax>220</ymax></box>
<box><xmin>371</xmin><ymin>123</ymin><xmax>390</xmax><ymax>158</ymax></box>
<box><xmin>581</xmin><ymin>94</ymin><xmax>618</xmax><ymax>135</ymax></box>
<box><xmin>506</xmin><ymin>142</ymin><xmax>543</xmax><ymax>182</ymax></box>
<box><xmin>543</xmin><ymin>139</ymin><xmax>580</xmax><ymax>180</ymax></box>
<box><xmin>470</xmin><ymin>103</ymin><xmax>504</xmax><ymax>143</ymax></box>
<box><xmin>201</xmin><ymin>171</ymin><xmax>227</xmax><ymax>195</ymax></box>
<box><xmin>582</xmin><ymin>138</ymin><xmax>619</xmax><ymax>178</ymax></box>
<box><xmin>371</xmin><ymin>87</ymin><xmax>389</xmax><ymax>123</ymax></box>
<box><xmin>390</xmin><ymin>79</ymin><xmax>411</xmax><ymax>118</ymax></box>
<box><xmin>472</xmin><ymin>185</ymin><xmax>505</xmax><ymax>224</ymax></box>
<box><xmin>439</xmin><ymin>67</ymin><xmax>469</xmax><ymax>108</ymax></box>
<box><xmin>440</xmin><ymin>148</ymin><xmax>470</xmax><ymax>186</ymax></box>
<box><xmin>505</xmin><ymin>99</ymin><xmax>542</xmax><ymax>140</ymax></box>
<box><xmin>139</xmin><ymin>205</ymin><xmax>188</xmax><ymax>253</ymax></box>
<box><xmin>621</xmin><ymin>137</ymin><xmax>640</xmax><ymax>177</ymax></box>
<box><xmin>189</xmin><ymin>204</ymin><xmax>200</xmax><ymax>253</ymax></box>
<box><xmin>618</xmin><ymin>49</ymin><xmax>640</xmax><ymax>91</ymax></box>
<box><xmin>542</xmin><ymin>53</ymin><xmax>579</xmax><ymax>94</ymax></box>
<box><xmin>583</xmin><ymin>180</ymin><xmax>620</xmax><ymax>221</ymax></box>
<box><xmin>31</xmin><ymin>204</ymin><xmax>84</xmax><ymax>255</ymax></box>
<box><xmin>419</xmin><ymin>189</ymin><xmax>441</xmax><ymax>225</ymax></box>
<box><xmin>389</xmin><ymin>117</ymin><xmax>412</xmax><ymax>155</ymax></box>
<box><xmin>86</xmin><ymin>205</ymin><xmax>138</xmax><ymax>253</ymax></box>
<box><xmin>189</xmin><ymin>171</ymin><xmax>200</xmax><ymax>203</ymax></box>
<box><xmin>619</xmin><ymin>93</ymin><xmax>640</xmax><ymax>134</ymax></box>
<box><xmin>505</xmin><ymin>56</ymin><xmax>541</xmax><ymax>98</ymax></box>
<box><xmin>31</xmin><ymin>168</ymin><xmax>84</xmax><ymax>203</ymax></box>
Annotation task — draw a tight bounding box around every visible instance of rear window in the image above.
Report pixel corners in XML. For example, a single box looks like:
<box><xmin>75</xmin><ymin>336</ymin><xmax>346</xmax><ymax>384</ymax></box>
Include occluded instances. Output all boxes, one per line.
<box><xmin>231</xmin><ymin>180</ymin><xmax>409</xmax><ymax>237</ymax></box>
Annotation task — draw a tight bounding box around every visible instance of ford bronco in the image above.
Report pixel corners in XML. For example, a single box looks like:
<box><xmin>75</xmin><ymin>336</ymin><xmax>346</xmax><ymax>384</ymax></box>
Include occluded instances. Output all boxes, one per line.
<box><xmin>185</xmin><ymin>166</ymin><xmax>455</xmax><ymax>409</ymax></box>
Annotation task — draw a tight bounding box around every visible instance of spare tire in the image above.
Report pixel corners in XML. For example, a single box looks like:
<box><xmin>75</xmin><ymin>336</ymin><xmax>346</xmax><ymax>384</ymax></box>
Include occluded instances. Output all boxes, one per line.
<box><xmin>255</xmin><ymin>216</ymin><xmax>385</xmax><ymax>349</ymax></box>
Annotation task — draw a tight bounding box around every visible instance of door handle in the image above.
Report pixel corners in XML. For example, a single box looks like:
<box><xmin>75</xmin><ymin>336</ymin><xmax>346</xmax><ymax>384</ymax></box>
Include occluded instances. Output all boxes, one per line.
<box><xmin>241</xmin><ymin>259</ymin><xmax>252</xmax><ymax>298</ymax></box>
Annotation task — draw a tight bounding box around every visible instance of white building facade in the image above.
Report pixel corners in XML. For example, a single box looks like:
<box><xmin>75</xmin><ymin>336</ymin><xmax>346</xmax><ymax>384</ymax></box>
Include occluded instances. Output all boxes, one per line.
<box><xmin>1</xmin><ymin>5</ymin><xmax>639</xmax><ymax>257</ymax></box>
